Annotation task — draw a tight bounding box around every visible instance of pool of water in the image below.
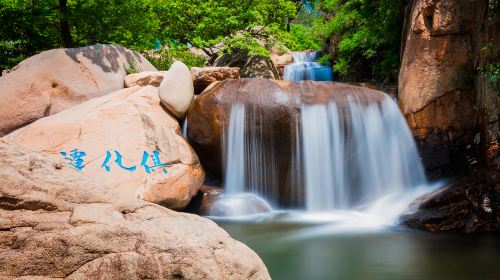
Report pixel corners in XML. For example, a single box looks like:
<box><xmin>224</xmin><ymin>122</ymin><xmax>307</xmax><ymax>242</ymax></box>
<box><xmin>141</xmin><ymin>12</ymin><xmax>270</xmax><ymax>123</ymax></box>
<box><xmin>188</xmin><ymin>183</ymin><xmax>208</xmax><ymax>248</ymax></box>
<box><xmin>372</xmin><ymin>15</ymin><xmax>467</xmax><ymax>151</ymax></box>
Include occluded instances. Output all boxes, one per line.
<box><xmin>215</xmin><ymin>215</ymin><xmax>500</xmax><ymax>280</ymax></box>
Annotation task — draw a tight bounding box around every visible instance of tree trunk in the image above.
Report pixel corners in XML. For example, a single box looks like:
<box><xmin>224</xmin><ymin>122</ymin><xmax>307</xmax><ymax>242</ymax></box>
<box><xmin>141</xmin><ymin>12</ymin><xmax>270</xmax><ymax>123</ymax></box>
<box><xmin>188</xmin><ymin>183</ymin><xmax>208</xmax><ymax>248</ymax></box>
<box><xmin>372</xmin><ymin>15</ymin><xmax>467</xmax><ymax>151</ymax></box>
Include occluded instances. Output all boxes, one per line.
<box><xmin>59</xmin><ymin>0</ymin><xmax>73</xmax><ymax>48</ymax></box>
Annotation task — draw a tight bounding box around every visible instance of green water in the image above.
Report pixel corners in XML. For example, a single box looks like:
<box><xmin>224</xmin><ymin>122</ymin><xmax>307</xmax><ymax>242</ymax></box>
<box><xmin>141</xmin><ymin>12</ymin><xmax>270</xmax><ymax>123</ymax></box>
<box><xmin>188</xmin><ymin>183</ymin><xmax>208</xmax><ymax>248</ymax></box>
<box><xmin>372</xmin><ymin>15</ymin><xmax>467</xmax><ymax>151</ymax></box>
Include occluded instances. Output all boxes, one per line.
<box><xmin>216</xmin><ymin>219</ymin><xmax>500</xmax><ymax>280</ymax></box>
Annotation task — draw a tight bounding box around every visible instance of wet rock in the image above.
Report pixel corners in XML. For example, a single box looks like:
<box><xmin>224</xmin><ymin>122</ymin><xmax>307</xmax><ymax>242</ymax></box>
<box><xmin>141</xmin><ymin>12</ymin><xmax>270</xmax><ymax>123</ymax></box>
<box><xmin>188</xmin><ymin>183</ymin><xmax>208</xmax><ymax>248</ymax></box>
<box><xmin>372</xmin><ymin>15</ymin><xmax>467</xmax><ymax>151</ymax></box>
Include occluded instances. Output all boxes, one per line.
<box><xmin>0</xmin><ymin>44</ymin><xmax>156</xmax><ymax>136</ymax></box>
<box><xmin>187</xmin><ymin>78</ymin><xmax>385</xmax><ymax>206</ymax></box>
<box><xmin>191</xmin><ymin>67</ymin><xmax>240</xmax><ymax>95</ymax></box>
<box><xmin>0</xmin><ymin>140</ymin><xmax>271</xmax><ymax>279</ymax></box>
<box><xmin>4</xmin><ymin>85</ymin><xmax>204</xmax><ymax>210</ymax></box>
<box><xmin>402</xmin><ymin>167</ymin><xmax>500</xmax><ymax>233</ymax></box>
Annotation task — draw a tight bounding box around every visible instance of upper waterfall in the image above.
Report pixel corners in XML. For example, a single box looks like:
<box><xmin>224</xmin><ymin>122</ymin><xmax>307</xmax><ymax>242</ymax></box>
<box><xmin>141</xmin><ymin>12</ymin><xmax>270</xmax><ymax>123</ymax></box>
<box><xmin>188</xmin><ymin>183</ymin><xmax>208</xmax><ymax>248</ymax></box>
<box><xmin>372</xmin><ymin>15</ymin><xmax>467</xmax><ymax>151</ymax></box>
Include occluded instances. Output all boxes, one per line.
<box><xmin>284</xmin><ymin>52</ymin><xmax>334</xmax><ymax>82</ymax></box>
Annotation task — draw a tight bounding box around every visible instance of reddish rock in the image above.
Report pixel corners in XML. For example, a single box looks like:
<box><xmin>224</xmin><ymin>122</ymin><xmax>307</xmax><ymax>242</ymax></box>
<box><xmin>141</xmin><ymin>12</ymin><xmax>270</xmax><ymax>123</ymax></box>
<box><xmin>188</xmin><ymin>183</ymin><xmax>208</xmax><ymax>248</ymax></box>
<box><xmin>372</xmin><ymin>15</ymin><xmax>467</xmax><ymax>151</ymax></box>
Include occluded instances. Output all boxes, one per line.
<box><xmin>0</xmin><ymin>44</ymin><xmax>156</xmax><ymax>136</ymax></box>
<box><xmin>191</xmin><ymin>67</ymin><xmax>240</xmax><ymax>94</ymax></box>
<box><xmin>398</xmin><ymin>0</ymin><xmax>499</xmax><ymax>174</ymax></box>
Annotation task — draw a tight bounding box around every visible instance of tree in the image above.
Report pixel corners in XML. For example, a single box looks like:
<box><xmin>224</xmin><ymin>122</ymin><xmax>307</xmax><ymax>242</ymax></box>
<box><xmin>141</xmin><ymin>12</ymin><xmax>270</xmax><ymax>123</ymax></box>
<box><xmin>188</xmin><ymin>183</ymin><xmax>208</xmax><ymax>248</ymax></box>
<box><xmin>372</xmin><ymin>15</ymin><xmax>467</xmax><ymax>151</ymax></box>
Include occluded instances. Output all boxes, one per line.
<box><xmin>59</xmin><ymin>0</ymin><xmax>73</xmax><ymax>48</ymax></box>
<box><xmin>312</xmin><ymin>0</ymin><xmax>406</xmax><ymax>81</ymax></box>
<box><xmin>155</xmin><ymin>0</ymin><xmax>297</xmax><ymax>59</ymax></box>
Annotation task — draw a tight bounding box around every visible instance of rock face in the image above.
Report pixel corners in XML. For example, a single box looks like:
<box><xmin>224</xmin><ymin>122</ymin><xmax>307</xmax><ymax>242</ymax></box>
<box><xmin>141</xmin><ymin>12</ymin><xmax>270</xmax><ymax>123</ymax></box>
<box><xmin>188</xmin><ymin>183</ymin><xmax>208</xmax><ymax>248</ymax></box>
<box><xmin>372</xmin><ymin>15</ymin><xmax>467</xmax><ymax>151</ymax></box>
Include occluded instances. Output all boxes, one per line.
<box><xmin>159</xmin><ymin>61</ymin><xmax>195</xmax><ymax>119</ymax></box>
<box><xmin>125</xmin><ymin>71</ymin><xmax>168</xmax><ymax>87</ymax></box>
<box><xmin>213</xmin><ymin>51</ymin><xmax>280</xmax><ymax>80</ymax></box>
<box><xmin>271</xmin><ymin>50</ymin><xmax>293</xmax><ymax>79</ymax></box>
<box><xmin>0</xmin><ymin>44</ymin><xmax>156</xmax><ymax>137</ymax></box>
<box><xmin>4</xmin><ymin>85</ymin><xmax>204</xmax><ymax>210</ymax></box>
<box><xmin>402</xmin><ymin>166</ymin><xmax>500</xmax><ymax>233</ymax></box>
<box><xmin>399</xmin><ymin>0</ymin><xmax>499</xmax><ymax>175</ymax></box>
<box><xmin>0</xmin><ymin>140</ymin><xmax>271</xmax><ymax>279</ymax></box>
<box><xmin>191</xmin><ymin>67</ymin><xmax>240</xmax><ymax>95</ymax></box>
<box><xmin>187</xmin><ymin>78</ymin><xmax>385</xmax><ymax>206</ymax></box>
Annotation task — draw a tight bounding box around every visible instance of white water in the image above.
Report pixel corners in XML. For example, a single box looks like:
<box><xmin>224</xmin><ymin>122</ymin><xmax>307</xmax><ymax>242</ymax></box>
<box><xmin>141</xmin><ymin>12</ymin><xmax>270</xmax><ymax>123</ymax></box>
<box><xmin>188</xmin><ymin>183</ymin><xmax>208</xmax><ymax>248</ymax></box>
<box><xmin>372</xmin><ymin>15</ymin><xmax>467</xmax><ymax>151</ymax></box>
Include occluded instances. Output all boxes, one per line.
<box><xmin>284</xmin><ymin>52</ymin><xmax>334</xmax><ymax>81</ymax></box>
<box><xmin>182</xmin><ymin>117</ymin><xmax>188</xmax><ymax>139</ymax></box>
<box><xmin>213</xmin><ymin>92</ymin><xmax>431</xmax><ymax>230</ymax></box>
<box><xmin>223</xmin><ymin>103</ymin><xmax>246</xmax><ymax>194</ymax></box>
<box><xmin>301</xmin><ymin>96</ymin><xmax>426</xmax><ymax>211</ymax></box>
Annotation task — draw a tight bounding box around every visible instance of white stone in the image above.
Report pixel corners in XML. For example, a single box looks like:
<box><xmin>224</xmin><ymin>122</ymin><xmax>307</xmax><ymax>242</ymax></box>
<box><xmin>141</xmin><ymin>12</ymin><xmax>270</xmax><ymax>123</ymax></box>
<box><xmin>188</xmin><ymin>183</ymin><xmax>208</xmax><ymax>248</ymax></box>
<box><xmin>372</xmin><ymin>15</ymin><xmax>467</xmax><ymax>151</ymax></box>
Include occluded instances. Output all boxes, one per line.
<box><xmin>159</xmin><ymin>61</ymin><xmax>194</xmax><ymax>118</ymax></box>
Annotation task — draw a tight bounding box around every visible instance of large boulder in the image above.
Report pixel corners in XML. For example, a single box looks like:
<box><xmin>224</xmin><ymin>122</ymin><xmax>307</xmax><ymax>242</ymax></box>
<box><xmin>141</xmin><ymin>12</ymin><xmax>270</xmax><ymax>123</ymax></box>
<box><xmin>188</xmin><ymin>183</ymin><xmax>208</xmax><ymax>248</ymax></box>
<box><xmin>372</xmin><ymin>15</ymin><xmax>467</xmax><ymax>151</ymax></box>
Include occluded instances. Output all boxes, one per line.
<box><xmin>213</xmin><ymin>51</ymin><xmax>280</xmax><ymax>80</ymax></box>
<box><xmin>187</xmin><ymin>78</ymin><xmax>385</xmax><ymax>206</ymax></box>
<box><xmin>0</xmin><ymin>140</ymin><xmax>271</xmax><ymax>279</ymax></box>
<box><xmin>398</xmin><ymin>0</ymin><xmax>499</xmax><ymax>174</ymax></box>
<box><xmin>191</xmin><ymin>67</ymin><xmax>240</xmax><ymax>95</ymax></box>
<box><xmin>4</xmin><ymin>85</ymin><xmax>204</xmax><ymax>210</ymax></box>
<box><xmin>0</xmin><ymin>44</ymin><xmax>156</xmax><ymax>136</ymax></box>
<box><xmin>159</xmin><ymin>61</ymin><xmax>194</xmax><ymax>119</ymax></box>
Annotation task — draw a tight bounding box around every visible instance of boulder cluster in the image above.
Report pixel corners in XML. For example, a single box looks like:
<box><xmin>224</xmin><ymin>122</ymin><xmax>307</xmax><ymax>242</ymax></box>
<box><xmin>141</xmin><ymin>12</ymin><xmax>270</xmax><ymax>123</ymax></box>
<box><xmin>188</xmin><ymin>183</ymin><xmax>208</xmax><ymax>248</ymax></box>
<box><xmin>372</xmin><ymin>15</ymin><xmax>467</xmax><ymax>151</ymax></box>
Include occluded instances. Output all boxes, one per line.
<box><xmin>0</xmin><ymin>44</ymin><xmax>269</xmax><ymax>279</ymax></box>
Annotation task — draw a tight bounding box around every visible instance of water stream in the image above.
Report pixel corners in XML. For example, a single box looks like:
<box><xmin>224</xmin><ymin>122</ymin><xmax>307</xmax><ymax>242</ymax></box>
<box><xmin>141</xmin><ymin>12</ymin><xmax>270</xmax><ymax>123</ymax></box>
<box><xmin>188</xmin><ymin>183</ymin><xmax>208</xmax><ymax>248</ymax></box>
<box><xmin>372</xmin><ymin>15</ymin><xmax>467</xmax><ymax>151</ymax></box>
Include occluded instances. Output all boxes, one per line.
<box><xmin>284</xmin><ymin>52</ymin><xmax>334</xmax><ymax>81</ymax></box>
<box><xmin>214</xmin><ymin>93</ymin><xmax>429</xmax><ymax>226</ymax></box>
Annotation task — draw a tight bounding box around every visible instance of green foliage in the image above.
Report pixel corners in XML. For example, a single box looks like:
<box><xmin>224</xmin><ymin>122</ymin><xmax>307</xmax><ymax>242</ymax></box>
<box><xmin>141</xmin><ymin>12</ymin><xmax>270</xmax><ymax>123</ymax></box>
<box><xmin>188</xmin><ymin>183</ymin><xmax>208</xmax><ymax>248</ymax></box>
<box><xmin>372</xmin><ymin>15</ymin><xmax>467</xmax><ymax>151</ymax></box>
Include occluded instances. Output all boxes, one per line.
<box><xmin>0</xmin><ymin>0</ymin><xmax>161</xmax><ymax>71</ymax></box>
<box><xmin>67</xmin><ymin>0</ymin><xmax>159</xmax><ymax>50</ymax></box>
<box><xmin>143</xmin><ymin>46</ymin><xmax>206</xmax><ymax>71</ymax></box>
<box><xmin>312</xmin><ymin>0</ymin><xmax>405</xmax><ymax>81</ymax></box>
<box><xmin>481</xmin><ymin>62</ymin><xmax>500</xmax><ymax>90</ymax></box>
<box><xmin>156</xmin><ymin>0</ymin><xmax>297</xmax><ymax>56</ymax></box>
<box><xmin>143</xmin><ymin>49</ymin><xmax>173</xmax><ymax>71</ymax></box>
<box><xmin>125</xmin><ymin>58</ymin><xmax>141</xmax><ymax>75</ymax></box>
<box><xmin>0</xmin><ymin>0</ymin><xmax>62</xmax><ymax>70</ymax></box>
<box><xmin>220</xmin><ymin>33</ymin><xmax>270</xmax><ymax>58</ymax></box>
<box><xmin>275</xmin><ymin>24</ymin><xmax>322</xmax><ymax>51</ymax></box>
<box><xmin>0</xmin><ymin>40</ymin><xmax>27</xmax><ymax>70</ymax></box>
<box><xmin>0</xmin><ymin>0</ymin><xmax>299</xmax><ymax>71</ymax></box>
<box><xmin>480</xmin><ymin>43</ymin><xmax>500</xmax><ymax>90</ymax></box>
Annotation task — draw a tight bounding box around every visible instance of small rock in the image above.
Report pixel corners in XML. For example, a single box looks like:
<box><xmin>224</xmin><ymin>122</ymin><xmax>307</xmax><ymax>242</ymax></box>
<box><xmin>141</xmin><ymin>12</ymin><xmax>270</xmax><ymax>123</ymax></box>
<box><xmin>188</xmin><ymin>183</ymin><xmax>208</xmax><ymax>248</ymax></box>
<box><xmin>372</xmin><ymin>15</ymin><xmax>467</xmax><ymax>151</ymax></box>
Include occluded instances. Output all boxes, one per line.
<box><xmin>124</xmin><ymin>71</ymin><xmax>168</xmax><ymax>87</ymax></box>
<box><xmin>191</xmin><ymin>67</ymin><xmax>240</xmax><ymax>94</ymax></box>
<box><xmin>159</xmin><ymin>61</ymin><xmax>194</xmax><ymax>119</ymax></box>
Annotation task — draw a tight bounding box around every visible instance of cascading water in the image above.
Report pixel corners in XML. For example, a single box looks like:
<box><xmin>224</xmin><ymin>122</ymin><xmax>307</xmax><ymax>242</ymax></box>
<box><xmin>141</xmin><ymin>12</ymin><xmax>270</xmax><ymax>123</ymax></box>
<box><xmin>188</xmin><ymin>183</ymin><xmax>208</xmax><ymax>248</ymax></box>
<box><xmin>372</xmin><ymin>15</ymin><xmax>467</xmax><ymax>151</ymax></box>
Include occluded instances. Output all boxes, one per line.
<box><xmin>190</xmin><ymin>79</ymin><xmax>434</xmax><ymax>229</ymax></box>
<box><xmin>300</xmin><ymin>96</ymin><xmax>426</xmax><ymax>211</ymax></box>
<box><xmin>218</xmin><ymin>92</ymin><xmax>427</xmax><ymax>218</ymax></box>
<box><xmin>284</xmin><ymin>52</ymin><xmax>334</xmax><ymax>81</ymax></box>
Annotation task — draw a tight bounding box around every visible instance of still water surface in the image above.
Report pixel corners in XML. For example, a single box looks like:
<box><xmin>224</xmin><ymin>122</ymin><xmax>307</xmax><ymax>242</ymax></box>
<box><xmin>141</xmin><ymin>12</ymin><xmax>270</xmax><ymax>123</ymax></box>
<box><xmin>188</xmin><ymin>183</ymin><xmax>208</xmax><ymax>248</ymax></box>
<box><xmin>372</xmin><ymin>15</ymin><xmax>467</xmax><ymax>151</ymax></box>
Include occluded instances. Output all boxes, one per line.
<box><xmin>216</xmin><ymin>216</ymin><xmax>500</xmax><ymax>280</ymax></box>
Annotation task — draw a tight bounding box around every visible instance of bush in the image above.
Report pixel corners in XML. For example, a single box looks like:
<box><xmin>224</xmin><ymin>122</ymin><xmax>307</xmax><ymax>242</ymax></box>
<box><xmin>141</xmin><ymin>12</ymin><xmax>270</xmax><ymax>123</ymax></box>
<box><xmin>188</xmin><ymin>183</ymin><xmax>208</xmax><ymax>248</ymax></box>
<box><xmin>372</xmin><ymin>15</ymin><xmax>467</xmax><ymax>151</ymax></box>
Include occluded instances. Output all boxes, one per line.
<box><xmin>143</xmin><ymin>47</ymin><xmax>206</xmax><ymax>71</ymax></box>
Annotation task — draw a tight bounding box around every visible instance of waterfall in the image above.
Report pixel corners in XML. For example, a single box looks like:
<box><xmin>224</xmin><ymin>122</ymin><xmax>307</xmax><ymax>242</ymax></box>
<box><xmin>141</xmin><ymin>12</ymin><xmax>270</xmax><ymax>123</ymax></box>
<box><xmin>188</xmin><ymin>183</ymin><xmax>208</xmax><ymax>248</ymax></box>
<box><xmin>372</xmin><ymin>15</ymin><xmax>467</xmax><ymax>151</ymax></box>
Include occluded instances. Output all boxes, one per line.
<box><xmin>182</xmin><ymin>117</ymin><xmax>188</xmax><ymax>138</ymax></box>
<box><xmin>221</xmin><ymin>95</ymin><xmax>426</xmax><ymax>213</ymax></box>
<box><xmin>223</xmin><ymin>103</ymin><xmax>246</xmax><ymax>194</ymax></box>
<box><xmin>223</xmin><ymin>103</ymin><xmax>280</xmax><ymax>201</ymax></box>
<box><xmin>284</xmin><ymin>52</ymin><xmax>334</xmax><ymax>81</ymax></box>
<box><xmin>301</xmin><ymin>96</ymin><xmax>426</xmax><ymax>211</ymax></box>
